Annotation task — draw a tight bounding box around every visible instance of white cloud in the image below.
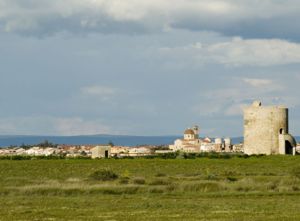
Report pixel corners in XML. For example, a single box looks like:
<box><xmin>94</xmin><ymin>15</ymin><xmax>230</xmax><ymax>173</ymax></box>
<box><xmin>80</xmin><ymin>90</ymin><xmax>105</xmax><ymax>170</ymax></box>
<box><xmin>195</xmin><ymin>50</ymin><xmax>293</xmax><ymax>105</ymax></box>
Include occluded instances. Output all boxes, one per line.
<box><xmin>194</xmin><ymin>88</ymin><xmax>249</xmax><ymax>117</ymax></box>
<box><xmin>53</xmin><ymin>117</ymin><xmax>111</xmax><ymax>135</ymax></box>
<box><xmin>209</xmin><ymin>38</ymin><xmax>300</xmax><ymax>66</ymax></box>
<box><xmin>81</xmin><ymin>85</ymin><xmax>116</xmax><ymax>96</ymax></box>
<box><xmin>242</xmin><ymin>78</ymin><xmax>284</xmax><ymax>93</ymax></box>
<box><xmin>243</xmin><ymin>78</ymin><xmax>272</xmax><ymax>87</ymax></box>
<box><xmin>193</xmin><ymin>74</ymin><xmax>294</xmax><ymax>118</ymax></box>
<box><xmin>0</xmin><ymin>0</ymin><xmax>300</xmax><ymax>39</ymax></box>
<box><xmin>80</xmin><ymin>85</ymin><xmax>117</xmax><ymax>101</ymax></box>
<box><xmin>224</xmin><ymin>103</ymin><xmax>248</xmax><ymax>116</ymax></box>
<box><xmin>161</xmin><ymin>38</ymin><xmax>300</xmax><ymax>67</ymax></box>
<box><xmin>0</xmin><ymin>116</ymin><xmax>112</xmax><ymax>135</ymax></box>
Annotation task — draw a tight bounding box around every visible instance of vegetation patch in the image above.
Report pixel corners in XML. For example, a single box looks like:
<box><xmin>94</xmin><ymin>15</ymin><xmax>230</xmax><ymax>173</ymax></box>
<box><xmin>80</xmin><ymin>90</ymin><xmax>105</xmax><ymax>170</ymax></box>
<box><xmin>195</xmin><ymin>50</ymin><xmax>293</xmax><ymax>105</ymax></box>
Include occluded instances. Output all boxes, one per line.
<box><xmin>227</xmin><ymin>177</ymin><xmax>238</xmax><ymax>182</ymax></box>
<box><xmin>155</xmin><ymin>173</ymin><xmax>167</xmax><ymax>177</ymax></box>
<box><xmin>89</xmin><ymin>169</ymin><xmax>118</xmax><ymax>181</ymax></box>
<box><xmin>1</xmin><ymin>157</ymin><xmax>300</xmax><ymax>220</ymax></box>
<box><xmin>183</xmin><ymin>182</ymin><xmax>224</xmax><ymax>192</ymax></box>
<box><xmin>133</xmin><ymin>177</ymin><xmax>146</xmax><ymax>185</ymax></box>
<box><xmin>119</xmin><ymin>177</ymin><xmax>130</xmax><ymax>184</ymax></box>
<box><xmin>206</xmin><ymin>173</ymin><xmax>220</xmax><ymax>181</ymax></box>
<box><xmin>149</xmin><ymin>178</ymin><xmax>172</xmax><ymax>186</ymax></box>
<box><xmin>97</xmin><ymin>186</ymin><xmax>140</xmax><ymax>195</ymax></box>
<box><xmin>148</xmin><ymin>187</ymin><xmax>166</xmax><ymax>194</ymax></box>
<box><xmin>291</xmin><ymin>166</ymin><xmax>300</xmax><ymax>179</ymax></box>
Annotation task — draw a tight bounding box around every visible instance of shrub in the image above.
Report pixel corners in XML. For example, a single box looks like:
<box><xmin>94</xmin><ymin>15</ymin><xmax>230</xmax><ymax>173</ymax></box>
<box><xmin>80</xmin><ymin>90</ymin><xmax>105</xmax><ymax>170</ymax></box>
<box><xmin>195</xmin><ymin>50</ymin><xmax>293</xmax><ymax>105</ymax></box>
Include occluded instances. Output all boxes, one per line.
<box><xmin>143</xmin><ymin>155</ymin><xmax>156</xmax><ymax>159</ymax></box>
<box><xmin>291</xmin><ymin>166</ymin><xmax>300</xmax><ymax>179</ymax></box>
<box><xmin>206</xmin><ymin>173</ymin><xmax>219</xmax><ymax>181</ymax></box>
<box><xmin>121</xmin><ymin>170</ymin><xmax>131</xmax><ymax>179</ymax></box>
<box><xmin>165</xmin><ymin>183</ymin><xmax>177</xmax><ymax>192</ymax></box>
<box><xmin>119</xmin><ymin>177</ymin><xmax>130</xmax><ymax>184</ymax></box>
<box><xmin>89</xmin><ymin>169</ymin><xmax>118</xmax><ymax>181</ymax></box>
<box><xmin>155</xmin><ymin>173</ymin><xmax>167</xmax><ymax>177</ymax></box>
<box><xmin>183</xmin><ymin>182</ymin><xmax>223</xmax><ymax>192</ymax></box>
<box><xmin>220</xmin><ymin>153</ymin><xmax>232</xmax><ymax>159</ymax></box>
<box><xmin>266</xmin><ymin>181</ymin><xmax>278</xmax><ymax>191</ymax></box>
<box><xmin>207</xmin><ymin>152</ymin><xmax>220</xmax><ymax>159</ymax></box>
<box><xmin>149</xmin><ymin>179</ymin><xmax>171</xmax><ymax>186</ymax></box>
<box><xmin>133</xmin><ymin>177</ymin><xmax>146</xmax><ymax>185</ymax></box>
<box><xmin>88</xmin><ymin>186</ymin><xmax>139</xmax><ymax>195</ymax></box>
<box><xmin>223</xmin><ymin>170</ymin><xmax>239</xmax><ymax>176</ymax></box>
<box><xmin>158</xmin><ymin>152</ymin><xmax>178</xmax><ymax>159</ymax></box>
<box><xmin>236</xmin><ymin>154</ymin><xmax>250</xmax><ymax>158</ymax></box>
<box><xmin>100</xmin><ymin>186</ymin><xmax>139</xmax><ymax>195</ymax></box>
<box><xmin>227</xmin><ymin>176</ymin><xmax>238</xmax><ymax>182</ymax></box>
<box><xmin>148</xmin><ymin>187</ymin><xmax>165</xmax><ymax>194</ymax></box>
<box><xmin>183</xmin><ymin>153</ymin><xmax>196</xmax><ymax>159</ymax></box>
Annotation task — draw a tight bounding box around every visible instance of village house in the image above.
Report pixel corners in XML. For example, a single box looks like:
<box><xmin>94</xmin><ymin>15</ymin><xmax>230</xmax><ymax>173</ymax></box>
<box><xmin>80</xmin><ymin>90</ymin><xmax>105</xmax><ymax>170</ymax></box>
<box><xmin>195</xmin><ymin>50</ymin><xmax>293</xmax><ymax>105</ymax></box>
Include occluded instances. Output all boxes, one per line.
<box><xmin>111</xmin><ymin>146</ymin><xmax>130</xmax><ymax>156</ymax></box>
<box><xmin>127</xmin><ymin>146</ymin><xmax>152</xmax><ymax>157</ymax></box>
<box><xmin>200</xmin><ymin>143</ymin><xmax>215</xmax><ymax>152</ymax></box>
<box><xmin>91</xmin><ymin>145</ymin><xmax>111</xmax><ymax>159</ymax></box>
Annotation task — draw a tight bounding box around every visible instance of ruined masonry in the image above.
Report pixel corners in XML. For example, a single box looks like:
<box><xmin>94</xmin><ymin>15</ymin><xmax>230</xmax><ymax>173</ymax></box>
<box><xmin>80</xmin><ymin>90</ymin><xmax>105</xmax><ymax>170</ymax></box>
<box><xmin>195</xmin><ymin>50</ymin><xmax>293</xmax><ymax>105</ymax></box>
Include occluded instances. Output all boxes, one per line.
<box><xmin>244</xmin><ymin>101</ymin><xmax>296</xmax><ymax>155</ymax></box>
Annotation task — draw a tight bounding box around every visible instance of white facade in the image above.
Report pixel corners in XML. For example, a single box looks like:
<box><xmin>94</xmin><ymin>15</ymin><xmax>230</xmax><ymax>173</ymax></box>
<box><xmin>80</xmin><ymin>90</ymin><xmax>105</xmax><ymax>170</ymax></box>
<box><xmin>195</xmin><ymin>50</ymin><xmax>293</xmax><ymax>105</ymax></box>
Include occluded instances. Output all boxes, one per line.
<box><xmin>200</xmin><ymin>143</ymin><xmax>215</xmax><ymax>152</ymax></box>
<box><xmin>91</xmin><ymin>146</ymin><xmax>111</xmax><ymax>159</ymax></box>
<box><xmin>169</xmin><ymin>126</ymin><xmax>202</xmax><ymax>152</ymax></box>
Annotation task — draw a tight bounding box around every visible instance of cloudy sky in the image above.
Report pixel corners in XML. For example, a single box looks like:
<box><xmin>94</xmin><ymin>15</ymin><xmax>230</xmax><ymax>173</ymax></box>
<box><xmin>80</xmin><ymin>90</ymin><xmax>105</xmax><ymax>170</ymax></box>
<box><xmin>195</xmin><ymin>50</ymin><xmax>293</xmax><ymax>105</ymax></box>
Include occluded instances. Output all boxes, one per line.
<box><xmin>1</xmin><ymin>0</ymin><xmax>300</xmax><ymax>137</ymax></box>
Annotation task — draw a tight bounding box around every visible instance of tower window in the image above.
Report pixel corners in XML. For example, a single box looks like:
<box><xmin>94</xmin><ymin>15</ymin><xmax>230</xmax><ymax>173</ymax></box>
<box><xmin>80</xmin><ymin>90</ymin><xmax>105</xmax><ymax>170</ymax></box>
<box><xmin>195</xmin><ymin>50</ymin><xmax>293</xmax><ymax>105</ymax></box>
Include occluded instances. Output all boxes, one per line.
<box><xmin>279</xmin><ymin>128</ymin><xmax>284</xmax><ymax>134</ymax></box>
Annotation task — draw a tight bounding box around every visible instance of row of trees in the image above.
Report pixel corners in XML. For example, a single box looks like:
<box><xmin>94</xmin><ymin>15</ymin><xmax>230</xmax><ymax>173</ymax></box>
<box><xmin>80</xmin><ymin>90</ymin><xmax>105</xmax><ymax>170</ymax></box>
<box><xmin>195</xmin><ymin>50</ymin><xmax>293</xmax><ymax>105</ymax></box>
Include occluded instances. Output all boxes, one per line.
<box><xmin>20</xmin><ymin>140</ymin><xmax>58</xmax><ymax>149</ymax></box>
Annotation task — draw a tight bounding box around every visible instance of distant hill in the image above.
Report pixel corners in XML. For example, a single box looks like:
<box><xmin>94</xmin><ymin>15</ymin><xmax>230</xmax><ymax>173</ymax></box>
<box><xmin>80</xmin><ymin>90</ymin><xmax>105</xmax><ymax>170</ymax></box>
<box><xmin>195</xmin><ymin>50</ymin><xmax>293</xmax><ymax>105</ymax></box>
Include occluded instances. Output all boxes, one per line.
<box><xmin>1</xmin><ymin>135</ymin><xmax>297</xmax><ymax>148</ymax></box>
<box><xmin>0</xmin><ymin>135</ymin><xmax>180</xmax><ymax>147</ymax></box>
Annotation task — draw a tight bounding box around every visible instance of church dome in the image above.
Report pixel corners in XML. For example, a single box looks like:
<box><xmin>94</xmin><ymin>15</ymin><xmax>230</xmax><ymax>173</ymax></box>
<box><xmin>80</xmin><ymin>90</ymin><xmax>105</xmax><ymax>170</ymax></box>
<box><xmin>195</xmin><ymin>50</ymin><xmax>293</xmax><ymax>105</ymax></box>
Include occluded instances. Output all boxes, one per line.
<box><xmin>184</xmin><ymin>129</ymin><xmax>195</xmax><ymax>135</ymax></box>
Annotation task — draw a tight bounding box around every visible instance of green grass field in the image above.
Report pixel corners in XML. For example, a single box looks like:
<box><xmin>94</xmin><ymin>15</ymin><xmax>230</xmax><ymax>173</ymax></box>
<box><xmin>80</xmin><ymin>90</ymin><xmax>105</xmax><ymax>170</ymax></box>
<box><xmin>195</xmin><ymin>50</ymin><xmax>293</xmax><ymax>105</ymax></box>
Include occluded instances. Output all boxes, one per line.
<box><xmin>1</xmin><ymin>156</ymin><xmax>300</xmax><ymax>220</ymax></box>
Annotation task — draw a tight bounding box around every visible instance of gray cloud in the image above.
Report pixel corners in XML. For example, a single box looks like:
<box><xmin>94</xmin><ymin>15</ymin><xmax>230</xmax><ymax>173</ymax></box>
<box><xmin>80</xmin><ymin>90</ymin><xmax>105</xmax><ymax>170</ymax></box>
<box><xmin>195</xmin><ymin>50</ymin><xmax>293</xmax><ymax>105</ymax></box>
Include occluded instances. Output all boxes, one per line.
<box><xmin>194</xmin><ymin>74</ymin><xmax>300</xmax><ymax>119</ymax></box>
<box><xmin>1</xmin><ymin>0</ymin><xmax>300</xmax><ymax>39</ymax></box>
<box><xmin>0</xmin><ymin>116</ymin><xmax>112</xmax><ymax>136</ymax></box>
<box><xmin>160</xmin><ymin>38</ymin><xmax>300</xmax><ymax>67</ymax></box>
<box><xmin>1</xmin><ymin>24</ymin><xmax>300</xmax><ymax>137</ymax></box>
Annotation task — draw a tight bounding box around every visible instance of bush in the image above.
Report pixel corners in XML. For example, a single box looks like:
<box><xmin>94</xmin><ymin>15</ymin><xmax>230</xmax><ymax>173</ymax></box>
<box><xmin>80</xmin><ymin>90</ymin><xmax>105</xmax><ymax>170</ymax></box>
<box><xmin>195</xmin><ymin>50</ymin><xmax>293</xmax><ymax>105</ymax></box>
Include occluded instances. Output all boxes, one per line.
<box><xmin>183</xmin><ymin>182</ymin><xmax>223</xmax><ymax>192</ymax></box>
<box><xmin>0</xmin><ymin>155</ymin><xmax>67</xmax><ymax>160</ymax></box>
<box><xmin>291</xmin><ymin>166</ymin><xmax>300</xmax><ymax>179</ymax></box>
<box><xmin>227</xmin><ymin>177</ymin><xmax>238</xmax><ymax>182</ymax></box>
<box><xmin>100</xmin><ymin>186</ymin><xmax>139</xmax><ymax>195</ymax></box>
<box><xmin>119</xmin><ymin>177</ymin><xmax>130</xmax><ymax>184</ymax></box>
<box><xmin>89</xmin><ymin>169</ymin><xmax>118</xmax><ymax>181</ymax></box>
<box><xmin>155</xmin><ymin>173</ymin><xmax>167</xmax><ymax>177</ymax></box>
<box><xmin>183</xmin><ymin>153</ymin><xmax>196</xmax><ymax>159</ymax></box>
<box><xmin>206</xmin><ymin>173</ymin><xmax>219</xmax><ymax>181</ymax></box>
<box><xmin>133</xmin><ymin>177</ymin><xmax>146</xmax><ymax>185</ymax></box>
<box><xmin>157</xmin><ymin>152</ymin><xmax>178</xmax><ymax>159</ymax></box>
<box><xmin>149</xmin><ymin>179</ymin><xmax>171</xmax><ymax>186</ymax></box>
<box><xmin>148</xmin><ymin>187</ymin><xmax>165</xmax><ymax>194</ymax></box>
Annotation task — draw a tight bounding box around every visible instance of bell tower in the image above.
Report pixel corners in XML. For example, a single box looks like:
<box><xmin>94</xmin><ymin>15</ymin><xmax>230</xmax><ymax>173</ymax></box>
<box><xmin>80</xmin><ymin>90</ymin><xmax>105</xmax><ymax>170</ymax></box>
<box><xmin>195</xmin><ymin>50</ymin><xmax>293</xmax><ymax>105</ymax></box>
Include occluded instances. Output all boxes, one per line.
<box><xmin>192</xmin><ymin>125</ymin><xmax>199</xmax><ymax>139</ymax></box>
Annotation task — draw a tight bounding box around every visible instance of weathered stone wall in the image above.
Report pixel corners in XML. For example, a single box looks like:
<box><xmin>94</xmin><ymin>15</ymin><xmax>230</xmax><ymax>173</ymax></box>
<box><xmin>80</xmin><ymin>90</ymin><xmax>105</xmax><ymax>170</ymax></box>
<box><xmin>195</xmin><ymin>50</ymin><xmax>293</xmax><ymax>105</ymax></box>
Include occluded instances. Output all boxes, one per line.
<box><xmin>244</xmin><ymin>103</ymin><xmax>288</xmax><ymax>155</ymax></box>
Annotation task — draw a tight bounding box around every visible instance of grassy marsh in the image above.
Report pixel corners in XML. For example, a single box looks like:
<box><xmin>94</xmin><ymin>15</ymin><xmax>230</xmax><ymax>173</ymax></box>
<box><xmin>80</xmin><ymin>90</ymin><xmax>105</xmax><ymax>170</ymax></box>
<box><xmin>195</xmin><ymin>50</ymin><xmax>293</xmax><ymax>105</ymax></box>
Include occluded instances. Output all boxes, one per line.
<box><xmin>1</xmin><ymin>156</ymin><xmax>300</xmax><ymax>220</ymax></box>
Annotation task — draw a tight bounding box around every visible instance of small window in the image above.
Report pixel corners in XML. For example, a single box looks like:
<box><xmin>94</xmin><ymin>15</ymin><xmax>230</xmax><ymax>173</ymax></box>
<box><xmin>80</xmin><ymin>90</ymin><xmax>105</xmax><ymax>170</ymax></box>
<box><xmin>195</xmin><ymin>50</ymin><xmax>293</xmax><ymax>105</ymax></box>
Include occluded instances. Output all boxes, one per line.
<box><xmin>279</xmin><ymin>128</ymin><xmax>284</xmax><ymax>134</ymax></box>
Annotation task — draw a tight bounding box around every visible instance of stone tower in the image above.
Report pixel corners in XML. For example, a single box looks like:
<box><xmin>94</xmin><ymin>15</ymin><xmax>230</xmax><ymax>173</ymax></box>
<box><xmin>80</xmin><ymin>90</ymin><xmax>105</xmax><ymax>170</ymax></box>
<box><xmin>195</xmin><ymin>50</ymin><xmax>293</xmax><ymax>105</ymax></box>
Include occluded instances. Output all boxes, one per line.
<box><xmin>192</xmin><ymin>125</ymin><xmax>199</xmax><ymax>139</ymax></box>
<box><xmin>243</xmin><ymin>101</ymin><xmax>296</xmax><ymax>155</ymax></box>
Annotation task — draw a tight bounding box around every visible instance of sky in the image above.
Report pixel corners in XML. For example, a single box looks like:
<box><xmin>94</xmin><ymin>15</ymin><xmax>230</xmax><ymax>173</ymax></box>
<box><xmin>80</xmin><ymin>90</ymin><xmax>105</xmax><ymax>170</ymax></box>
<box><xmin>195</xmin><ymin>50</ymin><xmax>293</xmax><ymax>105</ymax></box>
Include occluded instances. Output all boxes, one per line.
<box><xmin>1</xmin><ymin>0</ymin><xmax>300</xmax><ymax>137</ymax></box>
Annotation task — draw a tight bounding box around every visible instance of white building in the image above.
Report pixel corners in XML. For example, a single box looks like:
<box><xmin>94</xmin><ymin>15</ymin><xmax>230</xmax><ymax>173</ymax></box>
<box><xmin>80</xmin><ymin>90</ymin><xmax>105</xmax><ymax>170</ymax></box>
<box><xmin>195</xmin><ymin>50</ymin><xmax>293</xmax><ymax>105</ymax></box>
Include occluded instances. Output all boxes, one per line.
<box><xmin>25</xmin><ymin>147</ymin><xmax>42</xmax><ymax>156</ymax></box>
<box><xmin>169</xmin><ymin>126</ymin><xmax>202</xmax><ymax>152</ymax></box>
<box><xmin>111</xmin><ymin>146</ymin><xmax>130</xmax><ymax>155</ymax></box>
<box><xmin>128</xmin><ymin>147</ymin><xmax>152</xmax><ymax>156</ymax></box>
<box><xmin>200</xmin><ymin>143</ymin><xmax>215</xmax><ymax>152</ymax></box>
<box><xmin>91</xmin><ymin>145</ymin><xmax>111</xmax><ymax>159</ymax></box>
